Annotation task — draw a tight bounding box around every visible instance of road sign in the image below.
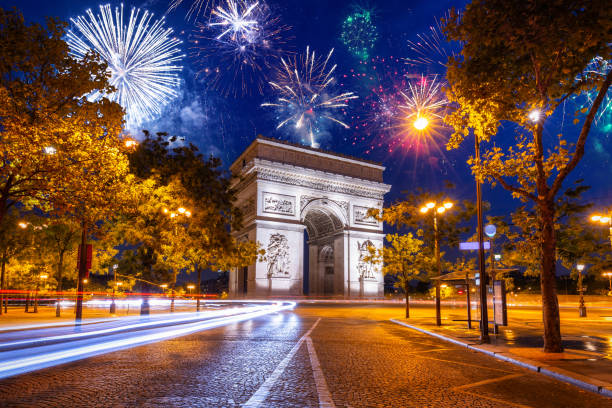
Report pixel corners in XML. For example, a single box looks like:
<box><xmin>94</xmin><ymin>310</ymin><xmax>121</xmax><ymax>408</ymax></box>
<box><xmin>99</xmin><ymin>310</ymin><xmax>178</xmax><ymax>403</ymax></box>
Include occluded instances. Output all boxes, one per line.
<box><xmin>459</xmin><ymin>241</ymin><xmax>491</xmax><ymax>251</ymax></box>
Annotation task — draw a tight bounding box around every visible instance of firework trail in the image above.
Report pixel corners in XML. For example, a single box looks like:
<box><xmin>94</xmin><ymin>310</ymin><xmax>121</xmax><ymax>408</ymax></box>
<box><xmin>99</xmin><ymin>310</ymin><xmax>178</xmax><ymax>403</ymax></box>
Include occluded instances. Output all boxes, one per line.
<box><xmin>398</xmin><ymin>75</ymin><xmax>448</xmax><ymax>122</ymax></box>
<box><xmin>190</xmin><ymin>0</ymin><xmax>291</xmax><ymax>97</ymax></box>
<box><xmin>404</xmin><ymin>11</ymin><xmax>461</xmax><ymax>72</ymax></box>
<box><xmin>573</xmin><ymin>57</ymin><xmax>612</xmax><ymax>131</ymax></box>
<box><xmin>67</xmin><ymin>4</ymin><xmax>184</xmax><ymax>128</ymax></box>
<box><xmin>168</xmin><ymin>0</ymin><xmax>215</xmax><ymax>21</ymax></box>
<box><xmin>261</xmin><ymin>46</ymin><xmax>358</xmax><ymax>148</ymax></box>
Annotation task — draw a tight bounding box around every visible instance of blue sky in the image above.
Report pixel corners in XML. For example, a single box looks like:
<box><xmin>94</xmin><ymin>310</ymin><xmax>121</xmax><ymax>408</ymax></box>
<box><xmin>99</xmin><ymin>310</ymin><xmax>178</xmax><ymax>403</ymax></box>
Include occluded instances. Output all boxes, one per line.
<box><xmin>3</xmin><ymin>0</ymin><xmax>610</xmax><ymax>214</ymax></box>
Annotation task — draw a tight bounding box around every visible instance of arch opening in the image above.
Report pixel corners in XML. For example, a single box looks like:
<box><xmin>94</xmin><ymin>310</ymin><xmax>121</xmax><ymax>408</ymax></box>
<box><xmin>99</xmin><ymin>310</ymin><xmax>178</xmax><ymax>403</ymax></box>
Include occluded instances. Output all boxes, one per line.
<box><xmin>302</xmin><ymin>204</ymin><xmax>345</xmax><ymax>297</ymax></box>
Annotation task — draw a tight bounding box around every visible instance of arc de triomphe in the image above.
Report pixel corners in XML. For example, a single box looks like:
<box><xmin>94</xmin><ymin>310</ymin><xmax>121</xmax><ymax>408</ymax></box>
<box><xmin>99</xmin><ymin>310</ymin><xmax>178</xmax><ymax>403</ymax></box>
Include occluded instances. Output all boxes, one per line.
<box><xmin>229</xmin><ymin>137</ymin><xmax>391</xmax><ymax>298</ymax></box>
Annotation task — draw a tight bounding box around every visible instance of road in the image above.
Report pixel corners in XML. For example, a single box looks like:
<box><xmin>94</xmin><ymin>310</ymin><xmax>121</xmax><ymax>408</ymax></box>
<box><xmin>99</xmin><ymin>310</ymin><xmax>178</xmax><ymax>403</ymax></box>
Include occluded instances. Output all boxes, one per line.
<box><xmin>0</xmin><ymin>304</ymin><xmax>610</xmax><ymax>407</ymax></box>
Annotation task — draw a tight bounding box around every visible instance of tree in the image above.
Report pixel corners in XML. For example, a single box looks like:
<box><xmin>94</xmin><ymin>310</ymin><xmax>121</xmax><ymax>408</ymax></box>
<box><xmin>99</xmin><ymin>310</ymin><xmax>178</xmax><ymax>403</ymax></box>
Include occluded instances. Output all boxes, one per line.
<box><xmin>0</xmin><ymin>209</ymin><xmax>33</xmax><ymax>314</ymax></box>
<box><xmin>365</xmin><ymin>233</ymin><xmax>429</xmax><ymax>318</ymax></box>
<box><xmin>35</xmin><ymin>217</ymin><xmax>80</xmax><ymax>316</ymax></box>
<box><xmin>371</xmin><ymin>189</ymin><xmax>476</xmax><ymax>277</ymax></box>
<box><xmin>444</xmin><ymin>0</ymin><xmax>612</xmax><ymax>352</ymax></box>
<box><xmin>0</xmin><ymin>8</ymin><xmax>126</xmax><ymax>228</ymax></box>
<box><xmin>114</xmin><ymin>132</ymin><xmax>256</xmax><ymax>311</ymax></box>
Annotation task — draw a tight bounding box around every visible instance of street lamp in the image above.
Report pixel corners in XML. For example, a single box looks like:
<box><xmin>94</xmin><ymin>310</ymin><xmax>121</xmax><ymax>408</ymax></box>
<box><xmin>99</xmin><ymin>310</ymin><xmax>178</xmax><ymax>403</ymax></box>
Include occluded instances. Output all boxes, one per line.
<box><xmin>590</xmin><ymin>212</ymin><xmax>612</xmax><ymax>251</ymax></box>
<box><xmin>420</xmin><ymin>200</ymin><xmax>453</xmax><ymax>326</ymax></box>
<box><xmin>577</xmin><ymin>264</ymin><xmax>587</xmax><ymax>317</ymax></box>
<box><xmin>110</xmin><ymin>264</ymin><xmax>118</xmax><ymax>314</ymax></box>
<box><xmin>413</xmin><ymin>116</ymin><xmax>429</xmax><ymax>131</ymax></box>
<box><xmin>603</xmin><ymin>272</ymin><xmax>612</xmax><ymax>293</ymax></box>
<box><xmin>163</xmin><ymin>207</ymin><xmax>193</xmax><ymax>313</ymax></box>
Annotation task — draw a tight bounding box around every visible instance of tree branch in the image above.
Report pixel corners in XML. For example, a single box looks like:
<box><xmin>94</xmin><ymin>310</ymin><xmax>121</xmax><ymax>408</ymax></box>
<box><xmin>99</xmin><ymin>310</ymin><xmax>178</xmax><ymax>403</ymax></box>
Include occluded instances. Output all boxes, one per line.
<box><xmin>549</xmin><ymin>68</ymin><xmax>612</xmax><ymax>199</ymax></box>
<box><xmin>490</xmin><ymin>171</ymin><xmax>538</xmax><ymax>202</ymax></box>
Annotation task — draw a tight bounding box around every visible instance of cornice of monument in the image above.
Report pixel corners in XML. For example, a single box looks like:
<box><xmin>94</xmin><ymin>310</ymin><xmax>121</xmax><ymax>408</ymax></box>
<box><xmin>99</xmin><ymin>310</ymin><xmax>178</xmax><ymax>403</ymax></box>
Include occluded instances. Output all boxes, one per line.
<box><xmin>235</xmin><ymin>158</ymin><xmax>391</xmax><ymax>199</ymax></box>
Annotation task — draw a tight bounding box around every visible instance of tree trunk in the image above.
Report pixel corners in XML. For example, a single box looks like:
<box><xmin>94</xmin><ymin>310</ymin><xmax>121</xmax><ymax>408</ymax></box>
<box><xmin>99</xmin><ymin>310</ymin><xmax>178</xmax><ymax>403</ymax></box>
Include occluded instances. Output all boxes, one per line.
<box><xmin>404</xmin><ymin>281</ymin><xmax>410</xmax><ymax>319</ymax></box>
<box><xmin>196</xmin><ymin>267</ymin><xmax>201</xmax><ymax>312</ymax></box>
<box><xmin>56</xmin><ymin>251</ymin><xmax>64</xmax><ymax>317</ymax></box>
<box><xmin>540</xmin><ymin>200</ymin><xmax>563</xmax><ymax>353</ymax></box>
<box><xmin>75</xmin><ymin>223</ymin><xmax>88</xmax><ymax>323</ymax></box>
<box><xmin>25</xmin><ymin>291</ymin><xmax>30</xmax><ymax>312</ymax></box>
<box><xmin>0</xmin><ymin>254</ymin><xmax>6</xmax><ymax>316</ymax></box>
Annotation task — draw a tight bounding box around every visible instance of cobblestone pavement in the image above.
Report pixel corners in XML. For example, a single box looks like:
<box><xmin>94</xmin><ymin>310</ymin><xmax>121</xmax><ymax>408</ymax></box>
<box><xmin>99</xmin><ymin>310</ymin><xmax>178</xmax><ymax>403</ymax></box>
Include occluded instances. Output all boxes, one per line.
<box><xmin>0</xmin><ymin>304</ymin><xmax>610</xmax><ymax>407</ymax></box>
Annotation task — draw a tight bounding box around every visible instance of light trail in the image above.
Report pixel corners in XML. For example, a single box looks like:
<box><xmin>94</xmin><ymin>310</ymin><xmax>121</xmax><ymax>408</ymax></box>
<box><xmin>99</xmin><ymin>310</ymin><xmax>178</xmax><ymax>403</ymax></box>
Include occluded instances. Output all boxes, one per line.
<box><xmin>0</xmin><ymin>302</ymin><xmax>295</xmax><ymax>379</ymax></box>
<box><xmin>0</xmin><ymin>304</ymin><xmax>279</xmax><ymax>349</ymax></box>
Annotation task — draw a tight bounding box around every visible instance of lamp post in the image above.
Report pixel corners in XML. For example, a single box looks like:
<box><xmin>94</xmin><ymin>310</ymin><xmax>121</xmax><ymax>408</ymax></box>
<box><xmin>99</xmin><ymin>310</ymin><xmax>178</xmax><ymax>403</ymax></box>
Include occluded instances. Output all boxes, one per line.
<box><xmin>163</xmin><ymin>206</ymin><xmax>192</xmax><ymax>313</ymax></box>
<box><xmin>473</xmin><ymin>133</ymin><xmax>490</xmax><ymax>344</ymax></box>
<box><xmin>110</xmin><ymin>264</ymin><xmax>118</xmax><ymax>314</ymax></box>
<box><xmin>603</xmin><ymin>272</ymin><xmax>612</xmax><ymax>293</ymax></box>
<box><xmin>577</xmin><ymin>264</ymin><xmax>587</xmax><ymax>317</ymax></box>
<box><xmin>187</xmin><ymin>284</ymin><xmax>195</xmax><ymax>298</ymax></box>
<box><xmin>34</xmin><ymin>274</ymin><xmax>48</xmax><ymax>313</ymax></box>
<box><xmin>420</xmin><ymin>201</ymin><xmax>453</xmax><ymax>326</ymax></box>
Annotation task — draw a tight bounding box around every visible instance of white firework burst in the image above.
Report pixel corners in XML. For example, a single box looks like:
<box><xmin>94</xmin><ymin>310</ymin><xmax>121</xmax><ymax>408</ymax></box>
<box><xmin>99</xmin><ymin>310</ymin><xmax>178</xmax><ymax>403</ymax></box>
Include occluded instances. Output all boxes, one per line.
<box><xmin>261</xmin><ymin>46</ymin><xmax>358</xmax><ymax>147</ymax></box>
<box><xmin>67</xmin><ymin>4</ymin><xmax>184</xmax><ymax>128</ymax></box>
<box><xmin>209</xmin><ymin>0</ymin><xmax>259</xmax><ymax>41</ymax></box>
<box><xmin>398</xmin><ymin>75</ymin><xmax>448</xmax><ymax>122</ymax></box>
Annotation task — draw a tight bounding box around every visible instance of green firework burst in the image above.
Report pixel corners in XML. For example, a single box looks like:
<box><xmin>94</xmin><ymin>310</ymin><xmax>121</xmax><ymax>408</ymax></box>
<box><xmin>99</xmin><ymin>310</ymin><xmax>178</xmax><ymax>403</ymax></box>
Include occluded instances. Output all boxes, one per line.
<box><xmin>340</xmin><ymin>7</ymin><xmax>379</xmax><ymax>60</ymax></box>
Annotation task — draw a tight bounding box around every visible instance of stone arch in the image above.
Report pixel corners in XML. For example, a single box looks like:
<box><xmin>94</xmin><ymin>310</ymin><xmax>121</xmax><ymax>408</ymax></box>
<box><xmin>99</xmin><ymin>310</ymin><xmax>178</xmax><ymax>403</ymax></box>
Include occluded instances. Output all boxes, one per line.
<box><xmin>300</xmin><ymin>200</ymin><xmax>347</xmax><ymax>297</ymax></box>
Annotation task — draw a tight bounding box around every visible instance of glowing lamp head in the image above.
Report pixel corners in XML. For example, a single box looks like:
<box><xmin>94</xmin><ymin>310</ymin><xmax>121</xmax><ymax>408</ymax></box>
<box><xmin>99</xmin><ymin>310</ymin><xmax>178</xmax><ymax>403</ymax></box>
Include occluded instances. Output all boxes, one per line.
<box><xmin>601</xmin><ymin>217</ymin><xmax>611</xmax><ymax>223</ymax></box>
<box><xmin>577</xmin><ymin>264</ymin><xmax>585</xmax><ymax>272</ymax></box>
<box><xmin>160</xmin><ymin>284</ymin><xmax>168</xmax><ymax>288</ymax></box>
<box><xmin>426</xmin><ymin>202</ymin><xmax>435</xmax><ymax>209</ymax></box>
<box><xmin>124</xmin><ymin>139</ymin><xmax>138</xmax><ymax>148</ymax></box>
<box><xmin>39</xmin><ymin>274</ymin><xmax>48</xmax><ymax>279</ymax></box>
<box><xmin>43</xmin><ymin>146</ymin><xmax>57</xmax><ymax>155</ymax></box>
<box><xmin>437</xmin><ymin>206</ymin><xmax>445</xmax><ymax>214</ymax></box>
<box><xmin>420</xmin><ymin>207</ymin><xmax>429</xmax><ymax>214</ymax></box>
<box><xmin>18</xmin><ymin>222</ymin><xmax>28</xmax><ymax>229</ymax></box>
<box><xmin>413</xmin><ymin>116</ymin><xmax>429</xmax><ymax>130</ymax></box>
<box><xmin>443</xmin><ymin>202</ymin><xmax>453</xmax><ymax>209</ymax></box>
<box><xmin>528</xmin><ymin>109</ymin><xmax>541</xmax><ymax>122</ymax></box>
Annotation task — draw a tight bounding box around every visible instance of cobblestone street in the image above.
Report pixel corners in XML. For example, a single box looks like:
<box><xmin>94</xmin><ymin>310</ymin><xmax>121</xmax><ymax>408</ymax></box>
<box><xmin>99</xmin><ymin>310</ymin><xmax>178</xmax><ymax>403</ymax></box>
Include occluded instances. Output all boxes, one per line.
<box><xmin>0</xmin><ymin>304</ymin><xmax>610</xmax><ymax>407</ymax></box>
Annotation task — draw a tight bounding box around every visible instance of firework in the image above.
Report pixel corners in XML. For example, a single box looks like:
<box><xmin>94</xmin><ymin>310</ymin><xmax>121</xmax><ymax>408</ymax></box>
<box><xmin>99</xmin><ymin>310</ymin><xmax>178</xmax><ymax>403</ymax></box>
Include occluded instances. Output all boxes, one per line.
<box><xmin>67</xmin><ymin>4</ymin><xmax>184</xmax><ymax>128</ymax></box>
<box><xmin>340</xmin><ymin>6</ymin><xmax>379</xmax><ymax>61</ymax></box>
<box><xmin>404</xmin><ymin>11</ymin><xmax>461</xmax><ymax>73</ymax></box>
<box><xmin>573</xmin><ymin>57</ymin><xmax>612</xmax><ymax>132</ymax></box>
<box><xmin>261</xmin><ymin>46</ymin><xmax>358</xmax><ymax>148</ymax></box>
<box><xmin>209</xmin><ymin>0</ymin><xmax>259</xmax><ymax>40</ymax></box>
<box><xmin>398</xmin><ymin>75</ymin><xmax>447</xmax><ymax>124</ymax></box>
<box><xmin>168</xmin><ymin>0</ymin><xmax>215</xmax><ymax>21</ymax></box>
<box><xmin>191</xmin><ymin>0</ymin><xmax>290</xmax><ymax>96</ymax></box>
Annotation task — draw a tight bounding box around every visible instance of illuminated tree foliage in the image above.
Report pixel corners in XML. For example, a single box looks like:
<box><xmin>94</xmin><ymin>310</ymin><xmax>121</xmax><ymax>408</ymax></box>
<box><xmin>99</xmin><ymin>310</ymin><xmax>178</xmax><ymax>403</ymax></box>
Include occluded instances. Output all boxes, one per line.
<box><xmin>444</xmin><ymin>0</ymin><xmax>612</xmax><ymax>352</ymax></box>
<box><xmin>0</xmin><ymin>8</ymin><xmax>129</xmax><ymax>229</ymax></box>
<box><xmin>340</xmin><ymin>7</ymin><xmax>379</xmax><ymax>60</ymax></box>
<box><xmin>111</xmin><ymin>133</ymin><xmax>257</xmax><ymax>308</ymax></box>
<box><xmin>364</xmin><ymin>233</ymin><xmax>429</xmax><ymax>318</ymax></box>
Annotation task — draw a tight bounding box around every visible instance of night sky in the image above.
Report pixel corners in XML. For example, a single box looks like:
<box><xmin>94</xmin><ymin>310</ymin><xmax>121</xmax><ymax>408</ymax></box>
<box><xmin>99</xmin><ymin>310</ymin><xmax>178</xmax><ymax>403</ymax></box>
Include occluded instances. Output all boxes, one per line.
<box><xmin>3</xmin><ymin>0</ymin><xmax>611</xmax><ymax>213</ymax></box>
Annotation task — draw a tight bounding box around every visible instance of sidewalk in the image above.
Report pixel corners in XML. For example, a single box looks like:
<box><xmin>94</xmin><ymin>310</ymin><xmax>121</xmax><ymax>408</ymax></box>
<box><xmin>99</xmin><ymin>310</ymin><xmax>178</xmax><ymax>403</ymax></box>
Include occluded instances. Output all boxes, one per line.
<box><xmin>391</xmin><ymin>304</ymin><xmax>612</xmax><ymax>398</ymax></box>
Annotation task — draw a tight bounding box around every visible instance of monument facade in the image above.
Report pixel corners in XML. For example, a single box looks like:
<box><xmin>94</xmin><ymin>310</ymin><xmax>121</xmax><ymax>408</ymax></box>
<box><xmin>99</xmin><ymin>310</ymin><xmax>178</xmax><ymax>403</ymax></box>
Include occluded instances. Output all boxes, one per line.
<box><xmin>229</xmin><ymin>137</ymin><xmax>391</xmax><ymax>298</ymax></box>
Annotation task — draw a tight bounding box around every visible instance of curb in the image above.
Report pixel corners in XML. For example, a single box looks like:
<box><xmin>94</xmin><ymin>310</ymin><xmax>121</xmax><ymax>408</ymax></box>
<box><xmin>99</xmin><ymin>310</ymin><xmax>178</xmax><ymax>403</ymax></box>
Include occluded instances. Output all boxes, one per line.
<box><xmin>389</xmin><ymin>319</ymin><xmax>612</xmax><ymax>399</ymax></box>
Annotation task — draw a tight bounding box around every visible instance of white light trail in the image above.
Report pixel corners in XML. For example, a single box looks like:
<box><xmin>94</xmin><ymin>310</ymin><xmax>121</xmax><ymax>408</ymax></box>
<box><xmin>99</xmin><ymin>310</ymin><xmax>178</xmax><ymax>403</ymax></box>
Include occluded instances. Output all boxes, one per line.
<box><xmin>0</xmin><ymin>302</ymin><xmax>294</xmax><ymax>379</ymax></box>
